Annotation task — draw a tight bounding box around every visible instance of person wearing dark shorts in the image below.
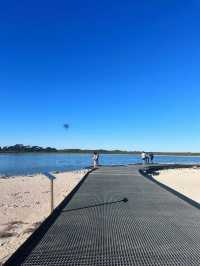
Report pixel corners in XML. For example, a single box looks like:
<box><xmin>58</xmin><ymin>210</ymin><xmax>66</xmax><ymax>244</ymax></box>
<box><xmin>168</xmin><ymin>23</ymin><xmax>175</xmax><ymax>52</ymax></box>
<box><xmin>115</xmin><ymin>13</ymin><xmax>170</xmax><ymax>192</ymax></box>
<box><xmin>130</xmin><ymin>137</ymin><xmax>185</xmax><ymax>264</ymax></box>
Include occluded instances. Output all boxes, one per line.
<box><xmin>149</xmin><ymin>153</ymin><xmax>154</xmax><ymax>164</ymax></box>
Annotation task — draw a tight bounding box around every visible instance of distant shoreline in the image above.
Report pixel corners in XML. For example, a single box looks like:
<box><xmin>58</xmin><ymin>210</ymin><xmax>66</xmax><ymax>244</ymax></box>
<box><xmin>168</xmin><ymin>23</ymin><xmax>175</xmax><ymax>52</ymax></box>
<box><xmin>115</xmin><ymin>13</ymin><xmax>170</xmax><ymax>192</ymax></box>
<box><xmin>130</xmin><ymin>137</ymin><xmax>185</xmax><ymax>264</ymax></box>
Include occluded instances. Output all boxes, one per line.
<box><xmin>1</xmin><ymin>144</ymin><xmax>200</xmax><ymax>156</ymax></box>
<box><xmin>1</xmin><ymin>151</ymin><xmax>200</xmax><ymax>156</ymax></box>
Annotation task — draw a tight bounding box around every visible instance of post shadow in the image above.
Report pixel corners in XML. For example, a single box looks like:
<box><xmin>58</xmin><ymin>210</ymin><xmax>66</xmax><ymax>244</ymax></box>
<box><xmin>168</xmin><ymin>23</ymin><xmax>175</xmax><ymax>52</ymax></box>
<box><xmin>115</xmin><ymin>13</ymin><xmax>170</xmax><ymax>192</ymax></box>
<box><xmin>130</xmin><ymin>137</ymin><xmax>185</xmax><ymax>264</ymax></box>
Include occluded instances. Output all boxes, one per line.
<box><xmin>62</xmin><ymin>197</ymin><xmax>128</xmax><ymax>213</ymax></box>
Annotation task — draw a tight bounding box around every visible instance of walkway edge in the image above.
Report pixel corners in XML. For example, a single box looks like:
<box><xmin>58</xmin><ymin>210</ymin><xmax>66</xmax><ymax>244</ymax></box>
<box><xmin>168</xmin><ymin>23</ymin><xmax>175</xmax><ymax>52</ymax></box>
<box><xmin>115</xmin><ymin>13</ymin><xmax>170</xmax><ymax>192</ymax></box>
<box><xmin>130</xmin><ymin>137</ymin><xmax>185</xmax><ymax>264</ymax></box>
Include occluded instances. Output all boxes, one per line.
<box><xmin>139</xmin><ymin>165</ymin><xmax>200</xmax><ymax>211</ymax></box>
<box><xmin>4</xmin><ymin>167</ymin><xmax>96</xmax><ymax>266</ymax></box>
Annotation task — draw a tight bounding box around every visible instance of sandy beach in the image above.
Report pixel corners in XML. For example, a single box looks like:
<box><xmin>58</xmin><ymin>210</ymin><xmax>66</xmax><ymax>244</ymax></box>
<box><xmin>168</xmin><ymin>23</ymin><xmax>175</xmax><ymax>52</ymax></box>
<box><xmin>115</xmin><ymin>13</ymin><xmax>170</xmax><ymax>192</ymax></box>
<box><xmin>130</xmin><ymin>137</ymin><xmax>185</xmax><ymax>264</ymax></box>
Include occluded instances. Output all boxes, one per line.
<box><xmin>0</xmin><ymin>169</ymin><xmax>89</xmax><ymax>264</ymax></box>
<box><xmin>152</xmin><ymin>167</ymin><xmax>200</xmax><ymax>203</ymax></box>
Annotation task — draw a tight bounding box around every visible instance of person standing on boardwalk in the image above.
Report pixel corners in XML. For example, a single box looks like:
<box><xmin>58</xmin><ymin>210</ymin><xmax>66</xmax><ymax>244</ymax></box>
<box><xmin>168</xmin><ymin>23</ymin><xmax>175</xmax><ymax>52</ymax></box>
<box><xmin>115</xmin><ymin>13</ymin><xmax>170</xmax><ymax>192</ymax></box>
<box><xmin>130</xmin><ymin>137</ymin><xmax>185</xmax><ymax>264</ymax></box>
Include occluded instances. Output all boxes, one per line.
<box><xmin>149</xmin><ymin>153</ymin><xmax>154</xmax><ymax>164</ymax></box>
<box><xmin>93</xmin><ymin>152</ymin><xmax>98</xmax><ymax>168</ymax></box>
<box><xmin>146</xmin><ymin>153</ymin><xmax>150</xmax><ymax>164</ymax></box>
<box><xmin>141</xmin><ymin>152</ymin><xmax>146</xmax><ymax>164</ymax></box>
<box><xmin>96</xmin><ymin>152</ymin><xmax>100</xmax><ymax>166</ymax></box>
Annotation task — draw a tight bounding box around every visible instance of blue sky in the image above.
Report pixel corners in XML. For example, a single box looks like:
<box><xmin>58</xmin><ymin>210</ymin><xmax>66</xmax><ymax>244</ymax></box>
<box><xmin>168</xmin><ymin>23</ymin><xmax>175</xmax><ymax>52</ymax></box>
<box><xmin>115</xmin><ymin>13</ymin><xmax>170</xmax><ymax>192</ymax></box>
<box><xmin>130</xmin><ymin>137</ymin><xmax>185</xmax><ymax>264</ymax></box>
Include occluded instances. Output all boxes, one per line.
<box><xmin>1</xmin><ymin>0</ymin><xmax>200</xmax><ymax>151</ymax></box>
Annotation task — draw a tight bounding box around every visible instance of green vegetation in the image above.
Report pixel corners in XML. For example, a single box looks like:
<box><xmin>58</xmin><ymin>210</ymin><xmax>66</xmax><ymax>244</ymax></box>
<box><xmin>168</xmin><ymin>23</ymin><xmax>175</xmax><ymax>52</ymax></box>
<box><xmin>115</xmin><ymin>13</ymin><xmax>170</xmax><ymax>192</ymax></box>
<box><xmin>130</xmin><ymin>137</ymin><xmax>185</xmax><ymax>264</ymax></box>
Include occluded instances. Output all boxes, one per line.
<box><xmin>59</xmin><ymin>149</ymin><xmax>140</xmax><ymax>154</ymax></box>
<box><xmin>1</xmin><ymin>144</ymin><xmax>200</xmax><ymax>156</ymax></box>
<box><xmin>0</xmin><ymin>144</ymin><xmax>57</xmax><ymax>153</ymax></box>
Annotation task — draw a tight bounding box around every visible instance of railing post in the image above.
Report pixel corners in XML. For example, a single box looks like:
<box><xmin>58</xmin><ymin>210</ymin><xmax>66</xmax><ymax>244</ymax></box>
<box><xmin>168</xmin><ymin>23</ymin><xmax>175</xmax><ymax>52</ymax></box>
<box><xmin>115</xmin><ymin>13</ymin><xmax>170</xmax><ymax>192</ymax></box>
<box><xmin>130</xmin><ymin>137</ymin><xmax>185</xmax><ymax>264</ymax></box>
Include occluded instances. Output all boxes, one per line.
<box><xmin>50</xmin><ymin>179</ymin><xmax>54</xmax><ymax>213</ymax></box>
<box><xmin>44</xmin><ymin>172</ymin><xmax>56</xmax><ymax>214</ymax></box>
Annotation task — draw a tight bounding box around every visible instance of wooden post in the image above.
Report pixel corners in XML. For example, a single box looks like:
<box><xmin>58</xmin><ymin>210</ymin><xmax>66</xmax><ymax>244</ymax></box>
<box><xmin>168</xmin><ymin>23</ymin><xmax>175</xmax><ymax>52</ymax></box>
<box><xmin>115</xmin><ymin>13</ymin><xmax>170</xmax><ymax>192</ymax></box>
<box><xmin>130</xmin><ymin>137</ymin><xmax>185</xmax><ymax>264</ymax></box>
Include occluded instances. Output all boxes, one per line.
<box><xmin>50</xmin><ymin>179</ymin><xmax>54</xmax><ymax>213</ymax></box>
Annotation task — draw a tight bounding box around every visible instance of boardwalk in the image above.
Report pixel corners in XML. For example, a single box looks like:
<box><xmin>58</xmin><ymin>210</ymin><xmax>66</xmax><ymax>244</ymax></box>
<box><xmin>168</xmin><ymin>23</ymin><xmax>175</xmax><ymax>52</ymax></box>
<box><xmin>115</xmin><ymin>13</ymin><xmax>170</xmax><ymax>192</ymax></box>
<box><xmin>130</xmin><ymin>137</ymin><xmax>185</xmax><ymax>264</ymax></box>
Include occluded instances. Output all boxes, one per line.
<box><xmin>5</xmin><ymin>165</ymin><xmax>200</xmax><ymax>265</ymax></box>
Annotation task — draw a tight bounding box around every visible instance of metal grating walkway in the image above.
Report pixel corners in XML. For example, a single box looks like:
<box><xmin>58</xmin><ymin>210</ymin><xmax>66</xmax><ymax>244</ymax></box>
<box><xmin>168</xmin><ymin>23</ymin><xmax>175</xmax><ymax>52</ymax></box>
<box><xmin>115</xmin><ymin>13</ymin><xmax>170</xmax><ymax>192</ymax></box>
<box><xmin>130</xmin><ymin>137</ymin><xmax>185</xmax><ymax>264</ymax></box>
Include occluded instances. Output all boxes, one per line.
<box><xmin>5</xmin><ymin>165</ymin><xmax>200</xmax><ymax>265</ymax></box>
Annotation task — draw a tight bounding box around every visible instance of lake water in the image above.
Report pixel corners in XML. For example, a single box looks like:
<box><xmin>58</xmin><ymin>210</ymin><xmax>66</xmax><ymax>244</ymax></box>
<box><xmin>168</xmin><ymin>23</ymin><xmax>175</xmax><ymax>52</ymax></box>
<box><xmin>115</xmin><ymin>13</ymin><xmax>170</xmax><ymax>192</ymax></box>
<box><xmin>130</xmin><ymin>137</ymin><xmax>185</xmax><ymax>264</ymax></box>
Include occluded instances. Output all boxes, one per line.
<box><xmin>0</xmin><ymin>153</ymin><xmax>200</xmax><ymax>176</ymax></box>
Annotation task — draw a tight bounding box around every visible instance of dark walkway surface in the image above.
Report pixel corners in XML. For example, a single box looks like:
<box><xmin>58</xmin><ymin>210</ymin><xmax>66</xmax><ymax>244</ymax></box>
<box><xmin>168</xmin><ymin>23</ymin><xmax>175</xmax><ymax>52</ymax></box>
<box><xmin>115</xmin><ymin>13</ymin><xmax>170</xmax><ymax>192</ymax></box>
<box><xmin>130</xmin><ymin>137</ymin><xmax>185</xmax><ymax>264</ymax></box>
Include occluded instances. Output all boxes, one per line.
<box><xmin>6</xmin><ymin>165</ymin><xmax>200</xmax><ymax>265</ymax></box>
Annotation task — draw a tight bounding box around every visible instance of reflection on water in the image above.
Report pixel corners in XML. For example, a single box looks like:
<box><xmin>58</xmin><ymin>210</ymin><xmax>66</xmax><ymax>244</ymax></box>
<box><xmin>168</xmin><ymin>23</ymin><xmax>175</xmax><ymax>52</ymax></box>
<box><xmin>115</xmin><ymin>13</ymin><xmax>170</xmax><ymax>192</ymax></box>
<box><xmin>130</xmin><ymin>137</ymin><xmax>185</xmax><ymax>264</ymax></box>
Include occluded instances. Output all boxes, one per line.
<box><xmin>0</xmin><ymin>153</ymin><xmax>200</xmax><ymax>176</ymax></box>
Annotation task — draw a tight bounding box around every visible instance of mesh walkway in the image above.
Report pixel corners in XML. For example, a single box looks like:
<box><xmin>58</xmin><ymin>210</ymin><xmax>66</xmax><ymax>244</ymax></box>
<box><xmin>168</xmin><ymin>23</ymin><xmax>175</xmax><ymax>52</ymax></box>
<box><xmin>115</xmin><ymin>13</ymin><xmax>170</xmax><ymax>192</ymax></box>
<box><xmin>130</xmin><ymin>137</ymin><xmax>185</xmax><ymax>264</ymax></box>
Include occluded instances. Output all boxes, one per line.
<box><xmin>5</xmin><ymin>166</ymin><xmax>200</xmax><ymax>265</ymax></box>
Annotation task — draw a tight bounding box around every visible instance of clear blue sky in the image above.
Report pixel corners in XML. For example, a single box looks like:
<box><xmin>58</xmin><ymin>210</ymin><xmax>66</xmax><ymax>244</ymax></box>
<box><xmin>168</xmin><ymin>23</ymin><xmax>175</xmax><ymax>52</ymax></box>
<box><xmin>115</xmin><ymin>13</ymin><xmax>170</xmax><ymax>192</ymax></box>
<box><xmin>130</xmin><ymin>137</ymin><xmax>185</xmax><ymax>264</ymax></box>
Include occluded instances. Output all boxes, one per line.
<box><xmin>1</xmin><ymin>0</ymin><xmax>200</xmax><ymax>152</ymax></box>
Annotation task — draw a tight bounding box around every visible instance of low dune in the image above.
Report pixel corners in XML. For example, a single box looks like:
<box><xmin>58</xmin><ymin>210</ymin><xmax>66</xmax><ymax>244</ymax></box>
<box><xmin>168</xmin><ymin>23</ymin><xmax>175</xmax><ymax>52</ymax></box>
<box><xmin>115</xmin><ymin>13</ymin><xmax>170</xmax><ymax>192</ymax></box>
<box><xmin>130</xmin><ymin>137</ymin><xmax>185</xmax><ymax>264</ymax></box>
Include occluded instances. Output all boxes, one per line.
<box><xmin>0</xmin><ymin>169</ymin><xmax>89</xmax><ymax>264</ymax></box>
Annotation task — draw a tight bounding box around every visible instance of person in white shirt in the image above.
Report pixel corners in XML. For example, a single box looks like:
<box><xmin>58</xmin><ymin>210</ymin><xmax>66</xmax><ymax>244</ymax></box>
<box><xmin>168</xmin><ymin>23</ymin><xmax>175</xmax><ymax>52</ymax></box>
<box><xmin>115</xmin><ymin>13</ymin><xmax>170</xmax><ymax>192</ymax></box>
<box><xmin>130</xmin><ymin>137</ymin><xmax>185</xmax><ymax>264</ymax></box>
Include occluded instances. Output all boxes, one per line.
<box><xmin>141</xmin><ymin>152</ymin><xmax>146</xmax><ymax>164</ymax></box>
<box><xmin>93</xmin><ymin>152</ymin><xmax>98</xmax><ymax>168</ymax></box>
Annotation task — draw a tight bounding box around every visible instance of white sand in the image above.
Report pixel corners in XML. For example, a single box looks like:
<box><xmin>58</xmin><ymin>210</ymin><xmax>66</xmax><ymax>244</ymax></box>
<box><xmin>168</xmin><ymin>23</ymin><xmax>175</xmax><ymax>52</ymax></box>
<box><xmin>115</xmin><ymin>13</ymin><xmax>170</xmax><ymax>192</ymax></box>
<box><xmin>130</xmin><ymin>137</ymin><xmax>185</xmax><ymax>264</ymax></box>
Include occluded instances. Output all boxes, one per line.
<box><xmin>0</xmin><ymin>169</ymin><xmax>89</xmax><ymax>264</ymax></box>
<box><xmin>152</xmin><ymin>167</ymin><xmax>200</xmax><ymax>203</ymax></box>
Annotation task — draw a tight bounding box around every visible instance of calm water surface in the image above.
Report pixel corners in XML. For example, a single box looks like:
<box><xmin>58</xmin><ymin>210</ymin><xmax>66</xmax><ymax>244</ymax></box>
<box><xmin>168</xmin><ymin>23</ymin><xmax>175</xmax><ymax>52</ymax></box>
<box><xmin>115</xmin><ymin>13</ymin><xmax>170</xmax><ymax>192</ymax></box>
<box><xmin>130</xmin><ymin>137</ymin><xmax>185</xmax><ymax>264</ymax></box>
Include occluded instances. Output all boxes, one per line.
<box><xmin>0</xmin><ymin>153</ymin><xmax>200</xmax><ymax>176</ymax></box>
